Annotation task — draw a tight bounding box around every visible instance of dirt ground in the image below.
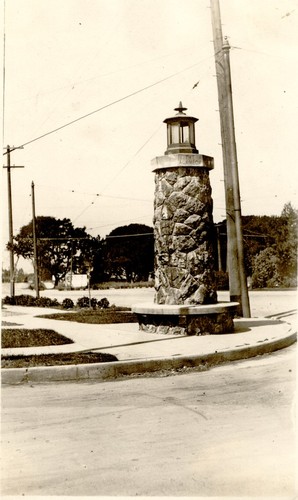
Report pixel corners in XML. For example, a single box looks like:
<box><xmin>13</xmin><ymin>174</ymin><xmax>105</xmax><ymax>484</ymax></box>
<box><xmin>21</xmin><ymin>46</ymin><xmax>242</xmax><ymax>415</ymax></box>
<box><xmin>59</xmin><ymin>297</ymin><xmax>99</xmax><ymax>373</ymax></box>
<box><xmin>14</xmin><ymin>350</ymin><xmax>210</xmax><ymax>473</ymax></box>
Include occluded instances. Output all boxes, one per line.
<box><xmin>1</xmin><ymin>343</ymin><xmax>296</xmax><ymax>497</ymax></box>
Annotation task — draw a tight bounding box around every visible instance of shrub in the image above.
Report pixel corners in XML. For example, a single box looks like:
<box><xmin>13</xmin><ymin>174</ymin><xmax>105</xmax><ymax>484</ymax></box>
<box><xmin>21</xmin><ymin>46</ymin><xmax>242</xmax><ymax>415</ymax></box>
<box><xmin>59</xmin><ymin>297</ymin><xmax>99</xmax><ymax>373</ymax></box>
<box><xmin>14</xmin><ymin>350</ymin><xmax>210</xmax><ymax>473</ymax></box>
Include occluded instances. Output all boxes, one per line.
<box><xmin>50</xmin><ymin>298</ymin><xmax>60</xmax><ymax>307</ymax></box>
<box><xmin>76</xmin><ymin>296</ymin><xmax>90</xmax><ymax>308</ymax></box>
<box><xmin>2</xmin><ymin>295</ymin><xmax>15</xmax><ymax>305</ymax></box>
<box><xmin>90</xmin><ymin>297</ymin><xmax>98</xmax><ymax>309</ymax></box>
<box><xmin>35</xmin><ymin>297</ymin><xmax>53</xmax><ymax>308</ymax></box>
<box><xmin>2</xmin><ymin>295</ymin><xmax>61</xmax><ymax>308</ymax></box>
<box><xmin>14</xmin><ymin>295</ymin><xmax>37</xmax><ymax>306</ymax></box>
<box><xmin>98</xmin><ymin>297</ymin><xmax>110</xmax><ymax>309</ymax></box>
<box><xmin>62</xmin><ymin>298</ymin><xmax>74</xmax><ymax>309</ymax></box>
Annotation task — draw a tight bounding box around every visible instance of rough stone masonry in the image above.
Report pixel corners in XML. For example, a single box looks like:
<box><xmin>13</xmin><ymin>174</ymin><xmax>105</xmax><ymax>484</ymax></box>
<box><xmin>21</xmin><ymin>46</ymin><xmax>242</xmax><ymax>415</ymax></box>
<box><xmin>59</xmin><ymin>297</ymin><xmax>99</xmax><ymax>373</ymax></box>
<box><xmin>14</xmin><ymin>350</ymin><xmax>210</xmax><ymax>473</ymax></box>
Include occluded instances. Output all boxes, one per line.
<box><xmin>154</xmin><ymin>162</ymin><xmax>218</xmax><ymax>306</ymax></box>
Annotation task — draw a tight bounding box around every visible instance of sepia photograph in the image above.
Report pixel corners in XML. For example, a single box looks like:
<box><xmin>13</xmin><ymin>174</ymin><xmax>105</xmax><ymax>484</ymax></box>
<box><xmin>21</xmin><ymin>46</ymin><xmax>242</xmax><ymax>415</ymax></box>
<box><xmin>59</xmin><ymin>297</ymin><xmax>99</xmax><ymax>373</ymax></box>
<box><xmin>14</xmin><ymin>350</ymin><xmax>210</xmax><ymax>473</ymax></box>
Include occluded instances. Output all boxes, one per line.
<box><xmin>1</xmin><ymin>0</ymin><xmax>297</xmax><ymax>498</ymax></box>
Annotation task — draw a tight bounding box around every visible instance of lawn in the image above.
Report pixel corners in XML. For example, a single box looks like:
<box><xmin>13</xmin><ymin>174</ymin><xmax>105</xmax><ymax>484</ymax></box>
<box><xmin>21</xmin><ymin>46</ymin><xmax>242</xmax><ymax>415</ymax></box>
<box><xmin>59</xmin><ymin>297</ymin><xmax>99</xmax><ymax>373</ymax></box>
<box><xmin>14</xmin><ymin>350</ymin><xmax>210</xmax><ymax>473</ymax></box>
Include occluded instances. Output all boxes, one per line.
<box><xmin>2</xmin><ymin>352</ymin><xmax>118</xmax><ymax>368</ymax></box>
<box><xmin>1</xmin><ymin>307</ymin><xmax>134</xmax><ymax>369</ymax></box>
<box><xmin>38</xmin><ymin>307</ymin><xmax>138</xmax><ymax>324</ymax></box>
<box><xmin>2</xmin><ymin>328</ymin><xmax>73</xmax><ymax>348</ymax></box>
<box><xmin>1</xmin><ymin>327</ymin><xmax>118</xmax><ymax>368</ymax></box>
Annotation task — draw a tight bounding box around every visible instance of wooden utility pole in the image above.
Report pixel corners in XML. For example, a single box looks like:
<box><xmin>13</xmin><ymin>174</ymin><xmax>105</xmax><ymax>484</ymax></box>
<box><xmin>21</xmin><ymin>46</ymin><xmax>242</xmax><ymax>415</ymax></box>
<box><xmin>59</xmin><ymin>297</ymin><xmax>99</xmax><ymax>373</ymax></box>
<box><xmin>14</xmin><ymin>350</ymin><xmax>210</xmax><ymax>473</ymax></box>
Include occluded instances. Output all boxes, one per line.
<box><xmin>222</xmin><ymin>38</ymin><xmax>251</xmax><ymax>317</ymax></box>
<box><xmin>210</xmin><ymin>0</ymin><xmax>250</xmax><ymax>317</ymax></box>
<box><xmin>3</xmin><ymin>145</ymin><xmax>24</xmax><ymax>298</ymax></box>
<box><xmin>31</xmin><ymin>181</ymin><xmax>40</xmax><ymax>298</ymax></box>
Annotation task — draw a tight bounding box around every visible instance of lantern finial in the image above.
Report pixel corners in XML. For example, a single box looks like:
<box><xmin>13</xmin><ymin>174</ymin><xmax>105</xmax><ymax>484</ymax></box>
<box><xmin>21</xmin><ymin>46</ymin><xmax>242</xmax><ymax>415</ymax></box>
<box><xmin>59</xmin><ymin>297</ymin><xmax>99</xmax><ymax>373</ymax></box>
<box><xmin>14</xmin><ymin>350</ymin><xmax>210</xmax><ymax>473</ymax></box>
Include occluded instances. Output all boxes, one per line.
<box><xmin>174</xmin><ymin>102</ymin><xmax>187</xmax><ymax>115</ymax></box>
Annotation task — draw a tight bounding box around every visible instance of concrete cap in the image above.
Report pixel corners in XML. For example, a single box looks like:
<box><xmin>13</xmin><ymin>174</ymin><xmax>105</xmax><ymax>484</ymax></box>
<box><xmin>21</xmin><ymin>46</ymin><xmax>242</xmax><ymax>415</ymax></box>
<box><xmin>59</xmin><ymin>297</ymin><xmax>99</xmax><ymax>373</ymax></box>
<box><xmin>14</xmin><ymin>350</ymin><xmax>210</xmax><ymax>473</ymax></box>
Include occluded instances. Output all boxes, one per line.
<box><xmin>151</xmin><ymin>153</ymin><xmax>214</xmax><ymax>171</ymax></box>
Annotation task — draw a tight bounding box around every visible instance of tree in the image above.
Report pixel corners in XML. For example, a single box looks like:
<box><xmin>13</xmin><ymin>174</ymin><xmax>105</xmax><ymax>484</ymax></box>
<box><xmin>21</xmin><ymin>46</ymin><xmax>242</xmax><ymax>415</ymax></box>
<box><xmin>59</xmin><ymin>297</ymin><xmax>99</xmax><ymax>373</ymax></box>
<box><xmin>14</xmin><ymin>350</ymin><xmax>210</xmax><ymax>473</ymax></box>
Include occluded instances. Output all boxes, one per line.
<box><xmin>9</xmin><ymin>216</ymin><xmax>99</xmax><ymax>286</ymax></box>
<box><xmin>241</xmin><ymin>215</ymin><xmax>277</xmax><ymax>276</ymax></box>
<box><xmin>104</xmin><ymin>223</ymin><xmax>154</xmax><ymax>282</ymax></box>
<box><xmin>216</xmin><ymin>216</ymin><xmax>277</xmax><ymax>276</ymax></box>
<box><xmin>89</xmin><ymin>236</ymin><xmax>106</xmax><ymax>284</ymax></box>
<box><xmin>15</xmin><ymin>268</ymin><xmax>26</xmax><ymax>283</ymax></box>
<box><xmin>252</xmin><ymin>247</ymin><xmax>280</xmax><ymax>288</ymax></box>
<box><xmin>216</xmin><ymin>205</ymin><xmax>297</xmax><ymax>287</ymax></box>
<box><xmin>2</xmin><ymin>269</ymin><xmax>10</xmax><ymax>283</ymax></box>
<box><xmin>276</xmin><ymin>202</ymin><xmax>298</xmax><ymax>286</ymax></box>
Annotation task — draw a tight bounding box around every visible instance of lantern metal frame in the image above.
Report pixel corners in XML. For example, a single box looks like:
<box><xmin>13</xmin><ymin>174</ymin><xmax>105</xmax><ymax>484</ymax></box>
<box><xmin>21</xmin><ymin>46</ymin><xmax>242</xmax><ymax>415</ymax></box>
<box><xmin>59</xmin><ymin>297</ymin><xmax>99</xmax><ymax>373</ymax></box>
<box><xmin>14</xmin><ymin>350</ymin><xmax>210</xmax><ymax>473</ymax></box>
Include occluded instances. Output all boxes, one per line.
<box><xmin>163</xmin><ymin>102</ymin><xmax>198</xmax><ymax>155</ymax></box>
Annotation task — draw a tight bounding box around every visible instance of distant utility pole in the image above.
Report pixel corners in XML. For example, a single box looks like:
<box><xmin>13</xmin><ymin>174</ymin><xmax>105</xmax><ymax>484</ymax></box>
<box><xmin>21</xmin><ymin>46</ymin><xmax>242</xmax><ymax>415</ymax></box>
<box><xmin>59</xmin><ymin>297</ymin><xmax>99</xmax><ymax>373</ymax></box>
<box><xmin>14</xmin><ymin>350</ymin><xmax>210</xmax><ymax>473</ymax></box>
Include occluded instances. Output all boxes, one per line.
<box><xmin>216</xmin><ymin>224</ymin><xmax>223</xmax><ymax>272</ymax></box>
<box><xmin>210</xmin><ymin>0</ymin><xmax>251</xmax><ymax>317</ymax></box>
<box><xmin>31</xmin><ymin>181</ymin><xmax>40</xmax><ymax>299</ymax></box>
<box><xmin>3</xmin><ymin>145</ymin><xmax>24</xmax><ymax>298</ymax></box>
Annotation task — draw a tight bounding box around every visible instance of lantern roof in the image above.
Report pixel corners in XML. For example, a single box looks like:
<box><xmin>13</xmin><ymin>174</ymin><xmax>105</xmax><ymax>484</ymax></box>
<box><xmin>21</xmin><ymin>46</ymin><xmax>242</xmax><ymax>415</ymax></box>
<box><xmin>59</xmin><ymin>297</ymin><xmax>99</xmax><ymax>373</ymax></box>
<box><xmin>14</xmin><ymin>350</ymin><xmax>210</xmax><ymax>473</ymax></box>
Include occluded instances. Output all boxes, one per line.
<box><xmin>164</xmin><ymin>102</ymin><xmax>198</xmax><ymax>124</ymax></box>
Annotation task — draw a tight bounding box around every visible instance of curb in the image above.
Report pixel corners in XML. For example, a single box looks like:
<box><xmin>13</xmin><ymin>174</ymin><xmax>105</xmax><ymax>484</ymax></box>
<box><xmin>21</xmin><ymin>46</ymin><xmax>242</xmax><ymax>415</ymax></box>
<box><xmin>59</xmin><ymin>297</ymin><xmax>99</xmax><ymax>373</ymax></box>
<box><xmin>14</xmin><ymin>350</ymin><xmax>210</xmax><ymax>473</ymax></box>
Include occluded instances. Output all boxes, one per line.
<box><xmin>2</xmin><ymin>330</ymin><xmax>296</xmax><ymax>385</ymax></box>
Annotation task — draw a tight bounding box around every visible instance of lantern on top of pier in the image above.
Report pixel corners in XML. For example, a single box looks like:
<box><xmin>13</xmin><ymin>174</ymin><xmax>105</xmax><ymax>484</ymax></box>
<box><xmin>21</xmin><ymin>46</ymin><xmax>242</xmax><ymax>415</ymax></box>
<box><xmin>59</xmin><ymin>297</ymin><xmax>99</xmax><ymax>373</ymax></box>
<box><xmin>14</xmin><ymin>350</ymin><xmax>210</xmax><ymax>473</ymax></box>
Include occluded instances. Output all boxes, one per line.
<box><xmin>163</xmin><ymin>102</ymin><xmax>198</xmax><ymax>155</ymax></box>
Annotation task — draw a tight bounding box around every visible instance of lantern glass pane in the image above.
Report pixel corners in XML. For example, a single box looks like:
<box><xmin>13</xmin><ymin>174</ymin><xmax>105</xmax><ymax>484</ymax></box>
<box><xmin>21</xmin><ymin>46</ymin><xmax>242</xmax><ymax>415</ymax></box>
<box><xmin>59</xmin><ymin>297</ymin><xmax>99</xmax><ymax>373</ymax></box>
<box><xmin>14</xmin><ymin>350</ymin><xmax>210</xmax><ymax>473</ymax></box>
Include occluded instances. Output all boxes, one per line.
<box><xmin>171</xmin><ymin>123</ymin><xmax>179</xmax><ymax>143</ymax></box>
<box><xmin>181</xmin><ymin>124</ymin><xmax>189</xmax><ymax>143</ymax></box>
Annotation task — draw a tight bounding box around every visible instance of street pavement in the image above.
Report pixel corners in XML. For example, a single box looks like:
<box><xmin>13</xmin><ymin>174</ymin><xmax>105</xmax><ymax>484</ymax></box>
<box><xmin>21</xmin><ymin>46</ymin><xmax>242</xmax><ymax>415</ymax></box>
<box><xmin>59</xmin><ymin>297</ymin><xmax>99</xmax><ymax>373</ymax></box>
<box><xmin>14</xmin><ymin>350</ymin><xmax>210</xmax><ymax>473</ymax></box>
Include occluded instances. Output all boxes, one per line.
<box><xmin>1</xmin><ymin>343</ymin><xmax>296</xmax><ymax>497</ymax></box>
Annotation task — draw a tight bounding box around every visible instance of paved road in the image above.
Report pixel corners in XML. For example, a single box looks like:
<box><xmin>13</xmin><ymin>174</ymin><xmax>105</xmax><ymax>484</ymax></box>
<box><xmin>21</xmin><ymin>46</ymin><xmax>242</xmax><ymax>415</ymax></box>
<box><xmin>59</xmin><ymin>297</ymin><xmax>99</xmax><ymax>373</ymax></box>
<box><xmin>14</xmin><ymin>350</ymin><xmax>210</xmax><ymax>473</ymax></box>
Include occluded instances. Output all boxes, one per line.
<box><xmin>2</xmin><ymin>344</ymin><xmax>296</xmax><ymax>497</ymax></box>
<box><xmin>2</xmin><ymin>284</ymin><xmax>297</xmax><ymax>316</ymax></box>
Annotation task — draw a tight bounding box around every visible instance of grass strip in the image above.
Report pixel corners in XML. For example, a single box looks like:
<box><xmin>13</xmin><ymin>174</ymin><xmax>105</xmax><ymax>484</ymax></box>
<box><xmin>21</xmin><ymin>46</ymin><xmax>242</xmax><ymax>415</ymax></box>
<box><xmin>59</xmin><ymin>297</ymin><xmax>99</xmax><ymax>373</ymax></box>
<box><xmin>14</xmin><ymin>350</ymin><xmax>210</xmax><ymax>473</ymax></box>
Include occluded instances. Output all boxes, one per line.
<box><xmin>2</xmin><ymin>329</ymin><xmax>73</xmax><ymax>348</ymax></box>
<box><xmin>38</xmin><ymin>309</ymin><xmax>138</xmax><ymax>324</ymax></box>
<box><xmin>2</xmin><ymin>351</ymin><xmax>118</xmax><ymax>368</ymax></box>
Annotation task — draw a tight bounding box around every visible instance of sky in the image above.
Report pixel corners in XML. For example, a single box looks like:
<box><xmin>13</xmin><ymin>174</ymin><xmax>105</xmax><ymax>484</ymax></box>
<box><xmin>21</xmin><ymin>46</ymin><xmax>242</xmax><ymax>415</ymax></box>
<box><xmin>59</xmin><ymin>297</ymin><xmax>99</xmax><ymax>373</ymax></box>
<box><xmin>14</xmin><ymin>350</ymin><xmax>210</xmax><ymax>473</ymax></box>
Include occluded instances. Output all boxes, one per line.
<box><xmin>1</xmin><ymin>0</ymin><xmax>298</xmax><ymax>272</ymax></box>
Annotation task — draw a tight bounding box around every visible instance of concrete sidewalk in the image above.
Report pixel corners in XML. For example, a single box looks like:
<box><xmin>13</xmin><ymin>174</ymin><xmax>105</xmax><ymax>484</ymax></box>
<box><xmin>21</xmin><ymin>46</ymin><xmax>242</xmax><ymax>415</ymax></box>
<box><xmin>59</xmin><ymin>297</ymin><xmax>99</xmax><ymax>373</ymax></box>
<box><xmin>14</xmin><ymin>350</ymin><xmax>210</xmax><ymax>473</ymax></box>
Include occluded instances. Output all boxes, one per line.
<box><xmin>1</xmin><ymin>304</ymin><xmax>297</xmax><ymax>384</ymax></box>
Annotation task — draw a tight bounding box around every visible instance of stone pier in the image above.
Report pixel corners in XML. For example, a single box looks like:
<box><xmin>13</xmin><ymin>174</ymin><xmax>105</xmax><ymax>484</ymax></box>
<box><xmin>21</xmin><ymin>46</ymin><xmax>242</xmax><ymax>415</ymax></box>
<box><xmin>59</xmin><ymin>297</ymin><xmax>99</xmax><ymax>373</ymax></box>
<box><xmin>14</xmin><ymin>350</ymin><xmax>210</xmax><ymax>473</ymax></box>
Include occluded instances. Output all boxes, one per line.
<box><xmin>132</xmin><ymin>103</ymin><xmax>238</xmax><ymax>335</ymax></box>
<box><xmin>153</xmin><ymin>154</ymin><xmax>217</xmax><ymax>306</ymax></box>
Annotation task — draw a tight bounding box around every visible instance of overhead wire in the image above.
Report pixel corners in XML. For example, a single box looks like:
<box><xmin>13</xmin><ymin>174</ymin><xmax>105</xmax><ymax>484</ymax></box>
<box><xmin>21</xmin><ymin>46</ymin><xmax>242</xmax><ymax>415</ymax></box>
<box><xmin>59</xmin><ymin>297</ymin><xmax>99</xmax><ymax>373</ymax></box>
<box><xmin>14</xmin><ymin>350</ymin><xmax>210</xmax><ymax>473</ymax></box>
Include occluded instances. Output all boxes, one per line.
<box><xmin>68</xmin><ymin>119</ymin><xmax>162</xmax><ymax>224</ymax></box>
<box><xmin>100</xmin><ymin>122</ymin><xmax>163</xmax><ymax>194</ymax></box>
<box><xmin>106</xmin><ymin>232</ymin><xmax>153</xmax><ymax>239</ymax></box>
<box><xmin>72</xmin><ymin>199</ymin><xmax>97</xmax><ymax>224</ymax></box>
<box><xmin>3</xmin><ymin>56</ymin><xmax>213</xmax><ymax>155</ymax></box>
<box><xmin>87</xmin><ymin>213</ymin><xmax>153</xmax><ymax>232</ymax></box>
<box><xmin>35</xmin><ymin>57</ymin><xmax>214</xmax><ymax>224</ymax></box>
<box><xmin>36</xmin><ymin>185</ymin><xmax>152</xmax><ymax>202</ymax></box>
<box><xmin>33</xmin><ymin>1</ymin><xmax>136</xmax><ymax>137</ymax></box>
<box><xmin>35</xmin><ymin>184</ymin><xmax>152</xmax><ymax>203</ymax></box>
<box><xmin>3</xmin><ymin>39</ymin><xmax>217</xmax><ymax>233</ymax></box>
<box><xmin>10</xmin><ymin>38</ymin><xmax>211</xmax><ymax>106</ymax></box>
<box><xmin>4</xmin><ymin>43</ymin><xmax>217</xmax><ymax>234</ymax></box>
